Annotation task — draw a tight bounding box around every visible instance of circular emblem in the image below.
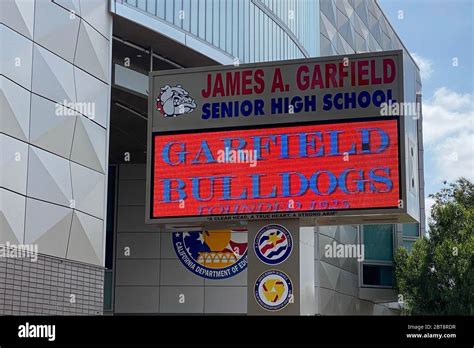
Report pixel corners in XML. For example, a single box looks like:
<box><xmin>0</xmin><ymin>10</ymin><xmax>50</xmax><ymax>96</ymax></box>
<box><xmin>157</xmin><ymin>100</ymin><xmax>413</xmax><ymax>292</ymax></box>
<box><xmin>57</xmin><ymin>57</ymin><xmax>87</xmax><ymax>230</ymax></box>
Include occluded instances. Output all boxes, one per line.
<box><xmin>254</xmin><ymin>224</ymin><xmax>292</xmax><ymax>265</ymax></box>
<box><xmin>254</xmin><ymin>270</ymin><xmax>293</xmax><ymax>311</ymax></box>
<box><xmin>172</xmin><ymin>230</ymin><xmax>247</xmax><ymax>279</ymax></box>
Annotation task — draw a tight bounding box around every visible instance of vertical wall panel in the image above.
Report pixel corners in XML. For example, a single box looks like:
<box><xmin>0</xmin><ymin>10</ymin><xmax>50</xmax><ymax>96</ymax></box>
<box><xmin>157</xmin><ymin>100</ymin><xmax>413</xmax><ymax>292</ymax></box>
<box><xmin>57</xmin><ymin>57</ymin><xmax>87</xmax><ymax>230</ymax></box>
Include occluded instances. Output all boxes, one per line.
<box><xmin>0</xmin><ymin>0</ymin><xmax>112</xmax><ymax>316</ymax></box>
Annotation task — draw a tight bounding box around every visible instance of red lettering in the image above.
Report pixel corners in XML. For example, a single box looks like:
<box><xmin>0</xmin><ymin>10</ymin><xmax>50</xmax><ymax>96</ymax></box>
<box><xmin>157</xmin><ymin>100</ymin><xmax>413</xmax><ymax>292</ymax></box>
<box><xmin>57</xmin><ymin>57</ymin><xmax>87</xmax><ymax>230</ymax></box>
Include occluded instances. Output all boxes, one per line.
<box><xmin>296</xmin><ymin>65</ymin><xmax>309</xmax><ymax>90</ymax></box>
<box><xmin>241</xmin><ymin>70</ymin><xmax>252</xmax><ymax>95</ymax></box>
<box><xmin>358</xmin><ymin>60</ymin><xmax>369</xmax><ymax>86</ymax></box>
<box><xmin>338</xmin><ymin>62</ymin><xmax>348</xmax><ymax>88</ymax></box>
<box><xmin>350</xmin><ymin>61</ymin><xmax>356</xmax><ymax>86</ymax></box>
<box><xmin>212</xmin><ymin>73</ymin><xmax>225</xmax><ymax>97</ymax></box>
<box><xmin>271</xmin><ymin>68</ymin><xmax>285</xmax><ymax>92</ymax></box>
<box><xmin>201</xmin><ymin>73</ymin><xmax>212</xmax><ymax>98</ymax></box>
<box><xmin>254</xmin><ymin>69</ymin><xmax>265</xmax><ymax>94</ymax></box>
<box><xmin>311</xmin><ymin>64</ymin><xmax>324</xmax><ymax>89</ymax></box>
<box><xmin>370</xmin><ymin>60</ymin><xmax>382</xmax><ymax>84</ymax></box>
<box><xmin>383</xmin><ymin>58</ymin><xmax>396</xmax><ymax>84</ymax></box>
<box><xmin>325</xmin><ymin>63</ymin><xmax>338</xmax><ymax>88</ymax></box>
<box><xmin>226</xmin><ymin>71</ymin><xmax>240</xmax><ymax>96</ymax></box>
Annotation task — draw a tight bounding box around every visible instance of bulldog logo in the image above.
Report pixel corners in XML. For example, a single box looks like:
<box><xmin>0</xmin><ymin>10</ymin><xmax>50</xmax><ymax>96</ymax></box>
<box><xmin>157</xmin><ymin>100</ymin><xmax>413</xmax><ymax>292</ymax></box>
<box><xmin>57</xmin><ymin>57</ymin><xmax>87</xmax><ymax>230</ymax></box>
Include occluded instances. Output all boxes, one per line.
<box><xmin>156</xmin><ymin>84</ymin><xmax>196</xmax><ymax>117</ymax></box>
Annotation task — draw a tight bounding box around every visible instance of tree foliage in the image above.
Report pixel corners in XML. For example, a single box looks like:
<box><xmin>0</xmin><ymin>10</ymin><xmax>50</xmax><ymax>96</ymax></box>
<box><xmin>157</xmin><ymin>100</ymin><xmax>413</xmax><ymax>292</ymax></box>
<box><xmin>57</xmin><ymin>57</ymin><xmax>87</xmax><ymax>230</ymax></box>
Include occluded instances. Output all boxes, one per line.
<box><xmin>394</xmin><ymin>178</ymin><xmax>474</xmax><ymax>315</ymax></box>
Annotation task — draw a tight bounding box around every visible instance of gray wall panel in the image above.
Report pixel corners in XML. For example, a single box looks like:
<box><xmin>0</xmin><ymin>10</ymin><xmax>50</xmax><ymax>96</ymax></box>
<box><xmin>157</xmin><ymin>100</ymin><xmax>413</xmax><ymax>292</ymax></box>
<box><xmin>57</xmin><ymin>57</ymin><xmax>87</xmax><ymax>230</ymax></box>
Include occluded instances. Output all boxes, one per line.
<box><xmin>114</xmin><ymin>286</ymin><xmax>159</xmax><ymax>313</ymax></box>
<box><xmin>117</xmin><ymin>205</ymin><xmax>159</xmax><ymax>232</ymax></box>
<box><xmin>116</xmin><ymin>232</ymin><xmax>161</xmax><ymax>259</ymax></box>
<box><xmin>115</xmin><ymin>259</ymin><xmax>160</xmax><ymax>286</ymax></box>
<box><xmin>159</xmin><ymin>286</ymin><xmax>204</xmax><ymax>313</ymax></box>
<box><xmin>160</xmin><ymin>259</ymin><xmax>204</xmax><ymax>286</ymax></box>
<box><xmin>118</xmin><ymin>179</ymin><xmax>146</xmax><ymax>206</ymax></box>
<box><xmin>204</xmin><ymin>286</ymin><xmax>247</xmax><ymax>314</ymax></box>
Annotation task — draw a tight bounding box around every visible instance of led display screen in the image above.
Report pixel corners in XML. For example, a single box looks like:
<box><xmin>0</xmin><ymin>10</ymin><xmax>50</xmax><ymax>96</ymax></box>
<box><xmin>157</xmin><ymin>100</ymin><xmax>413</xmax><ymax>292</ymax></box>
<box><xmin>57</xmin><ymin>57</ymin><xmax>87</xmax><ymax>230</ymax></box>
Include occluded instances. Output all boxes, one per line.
<box><xmin>150</xmin><ymin>118</ymin><xmax>400</xmax><ymax>220</ymax></box>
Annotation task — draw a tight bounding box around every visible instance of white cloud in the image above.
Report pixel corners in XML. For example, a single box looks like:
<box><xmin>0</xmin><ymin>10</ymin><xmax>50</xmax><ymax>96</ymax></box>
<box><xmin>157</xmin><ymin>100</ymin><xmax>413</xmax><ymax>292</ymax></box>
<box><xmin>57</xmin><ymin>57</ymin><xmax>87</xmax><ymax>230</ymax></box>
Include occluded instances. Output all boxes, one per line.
<box><xmin>423</xmin><ymin>87</ymin><xmax>474</xmax><ymax>182</ymax></box>
<box><xmin>411</xmin><ymin>53</ymin><xmax>434</xmax><ymax>80</ymax></box>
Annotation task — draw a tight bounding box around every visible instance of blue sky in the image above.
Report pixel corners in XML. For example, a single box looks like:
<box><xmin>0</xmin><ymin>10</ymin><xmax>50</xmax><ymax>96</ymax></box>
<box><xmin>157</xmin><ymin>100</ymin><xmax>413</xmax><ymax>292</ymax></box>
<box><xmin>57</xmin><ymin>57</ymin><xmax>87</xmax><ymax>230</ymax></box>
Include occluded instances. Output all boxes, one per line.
<box><xmin>379</xmin><ymin>0</ymin><xmax>474</xmax><ymax>226</ymax></box>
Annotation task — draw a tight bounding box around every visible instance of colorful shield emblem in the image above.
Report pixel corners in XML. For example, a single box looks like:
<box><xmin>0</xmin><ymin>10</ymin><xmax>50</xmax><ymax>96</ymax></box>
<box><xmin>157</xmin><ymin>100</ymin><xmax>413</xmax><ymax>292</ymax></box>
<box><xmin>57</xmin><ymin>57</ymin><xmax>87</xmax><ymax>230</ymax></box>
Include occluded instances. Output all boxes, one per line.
<box><xmin>172</xmin><ymin>230</ymin><xmax>248</xmax><ymax>279</ymax></box>
<box><xmin>254</xmin><ymin>224</ymin><xmax>293</xmax><ymax>265</ymax></box>
<box><xmin>254</xmin><ymin>270</ymin><xmax>293</xmax><ymax>311</ymax></box>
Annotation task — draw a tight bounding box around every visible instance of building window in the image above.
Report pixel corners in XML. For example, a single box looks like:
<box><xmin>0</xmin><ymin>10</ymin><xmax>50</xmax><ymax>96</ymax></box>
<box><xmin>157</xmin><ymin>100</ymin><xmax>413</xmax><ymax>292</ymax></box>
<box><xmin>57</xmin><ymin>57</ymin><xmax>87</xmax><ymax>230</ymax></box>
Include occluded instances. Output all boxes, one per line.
<box><xmin>362</xmin><ymin>264</ymin><xmax>394</xmax><ymax>286</ymax></box>
<box><xmin>360</xmin><ymin>224</ymin><xmax>395</xmax><ymax>288</ymax></box>
<box><xmin>402</xmin><ymin>223</ymin><xmax>420</xmax><ymax>253</ymax></box>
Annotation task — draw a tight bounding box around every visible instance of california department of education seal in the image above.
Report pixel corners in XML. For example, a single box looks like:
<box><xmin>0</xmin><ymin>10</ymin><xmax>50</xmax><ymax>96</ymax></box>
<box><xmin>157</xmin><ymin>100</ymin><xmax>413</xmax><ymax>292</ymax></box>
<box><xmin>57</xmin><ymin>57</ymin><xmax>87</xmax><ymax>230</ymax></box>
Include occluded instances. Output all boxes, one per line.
<box><xmin>172</xmin><ymin>230</ymin><xmax>248</xmax><ymax>279</ymax></box>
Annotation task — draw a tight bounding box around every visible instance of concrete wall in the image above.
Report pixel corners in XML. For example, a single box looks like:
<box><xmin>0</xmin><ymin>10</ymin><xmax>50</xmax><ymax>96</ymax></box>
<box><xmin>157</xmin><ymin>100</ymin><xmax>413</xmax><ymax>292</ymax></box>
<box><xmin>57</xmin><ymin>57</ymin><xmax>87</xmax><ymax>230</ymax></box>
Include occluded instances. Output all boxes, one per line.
<box><xmin>114</xmin><ymin>164</ymin><xmax>398</xmax><ymax>315</ymax></box>
<box><xmin>114</xmin><ymin>164</ymin><xmax>247</xmax><ymax>314</ymax></box>
<box><xmin>316</xmin><ymin>225</ymin><xmax>398</xmax><ymax>315</ymax></box>
<box><xmin>0</xmin><ymin>0</ymin><xmax>112</xmax><ymax>315</ymax></box>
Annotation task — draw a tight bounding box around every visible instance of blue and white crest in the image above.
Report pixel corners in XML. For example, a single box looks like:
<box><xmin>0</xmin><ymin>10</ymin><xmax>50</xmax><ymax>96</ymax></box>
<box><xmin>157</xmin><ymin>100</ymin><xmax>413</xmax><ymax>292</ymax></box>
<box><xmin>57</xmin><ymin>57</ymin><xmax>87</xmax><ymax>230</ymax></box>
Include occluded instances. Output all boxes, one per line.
<box><xmin>254</xmin><ymin>224</ymin><xmax>293</xmax><ymax>265</ymax></box>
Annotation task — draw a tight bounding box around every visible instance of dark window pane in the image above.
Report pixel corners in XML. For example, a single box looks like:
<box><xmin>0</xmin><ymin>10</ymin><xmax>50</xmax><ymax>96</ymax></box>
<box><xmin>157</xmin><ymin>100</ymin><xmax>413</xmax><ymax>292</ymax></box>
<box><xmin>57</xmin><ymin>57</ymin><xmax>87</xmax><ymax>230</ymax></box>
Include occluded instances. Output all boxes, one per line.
<box><xmin>103</xmin><ymin>270</ymin><xmax>113</xmax><ymax>311</ymax></box>
<box><xmin>363</xmin><ymin>265</ymin><xmax>394</xmax><ymax>286</ymax></box>
<box><xmin>105</xmin><ymin>166</ymin><xmax>116</xmax><ymax>270</ymax></box>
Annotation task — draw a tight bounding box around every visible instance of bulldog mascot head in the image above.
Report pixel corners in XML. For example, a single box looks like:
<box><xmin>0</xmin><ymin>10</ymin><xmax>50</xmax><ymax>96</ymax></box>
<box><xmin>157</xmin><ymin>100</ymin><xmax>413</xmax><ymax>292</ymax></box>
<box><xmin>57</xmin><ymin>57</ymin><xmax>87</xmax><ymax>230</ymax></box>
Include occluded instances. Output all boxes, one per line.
<box><xmin>156</xmin><ymin>85</ymin><xmax>196</xmax><ymax>117</ymax></box>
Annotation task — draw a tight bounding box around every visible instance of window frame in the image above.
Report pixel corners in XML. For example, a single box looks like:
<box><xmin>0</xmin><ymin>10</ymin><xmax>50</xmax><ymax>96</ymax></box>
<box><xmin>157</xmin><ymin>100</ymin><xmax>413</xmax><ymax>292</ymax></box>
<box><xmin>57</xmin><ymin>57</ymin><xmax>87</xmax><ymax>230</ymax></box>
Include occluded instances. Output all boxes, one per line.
<box><xmin>402</xmin><ymin>223</ymin><xmax>420</xmax><ymax>253</ymax></box>
<box><xmin>359</xmin><ymin>224</ymin><xmax>396</xmax><ymax>289</ymax></box>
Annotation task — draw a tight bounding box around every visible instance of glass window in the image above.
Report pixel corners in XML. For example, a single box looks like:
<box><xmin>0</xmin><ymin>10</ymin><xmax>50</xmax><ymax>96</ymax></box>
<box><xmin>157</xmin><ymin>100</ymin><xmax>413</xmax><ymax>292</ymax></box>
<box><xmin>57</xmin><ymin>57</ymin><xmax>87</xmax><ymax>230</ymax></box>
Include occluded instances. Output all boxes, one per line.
<box><xmin>363</xmin><ymin>224</ymin><xmax>394</xmax><ymax>261</ymax></box>
<box><xmin>137</xmin><ymin>0</ymin><xmax>146</xmax><ymax>11</ymax></box>
<box><xmin>249</xmin><ymin>2</ymin><xmax>254</xmax><ymax>62</ymax></box>
<box><xmin>403</xmin><ymin>240</ymin><xmax>415</xmax><ymax>252</ymax></box>
<box><xmin>403</xmin><ymin>223</ymin><xmax>419</xmax><ymax>238</ymax></box>
<box><xmin>226</xmin><ymin>0</ymin><xmax>232</xmax><ymax>54</ymax></box>
<box><xmin>165</xmin><ymin>0</ymin><xmax>174</xmax><ymax>23</ymax></box>
<box><xmin>219</xmin><ymin>0</ymin><xmax>226</xmax><ymax>51</ymax></box>
<box><xmin>255</xmin><ymin>7</ymin><xmax>260</xmax><ymax>62</ymax></box>
<box><xmin>175</xmin><ymin>0</ymin><xmax>183</xmax><ymax>29</ymax></box>
<box><xmin>190</xmin><ymin>0</ymin><xmax>198</xmax><ymax>35</ymax></box>
<box><xmin>259</xmin><ymin>9</ymin><xmax>264</xmax><ymax>61</ymax></box>
<box><xmin>362</xmin><ymin>265</ymin><xmax>394</xmax><ymax>286</ymax></box>
<box><xmin>244</xmin><ymin>0</ymin><xmax>249</xmax><ymax>63</ymax></box>
<box><xmin>146</xmin><ymin>0</ymin><xmax>156</xmax><ymax>15</ymax></box>
<box><xmin>213</xmin><ymin>1</ymin><xmax>219</xmax><ymax>47</ymax></box>
<box><xmin>182</xmin><ymin>0</ymin><xmax>190</xmax><ymax>31</ymax></box>
<box><xmin>157</xmin><ymin>0</ymin><xmax>165</xmax><ymax>19</ymax></box>
<box><xmin>361</xmin><ymin>224</ymin><xmax>395</xmax><ymax>287</ymax></box>
<box><xmin>206</xmin><ymin>0</ymin><xmax>213</xmax><ymax>43</ymax></box>
<box><xmin>232</xmin><ymin>0</ymin><xmax>238</xmax><ymax>57</ymax></box>
<box><xmin>271</xmin><ymin>22</ymin><xmax>275</xmax><ymax>61</ymax></box>
<box><xmin>103</xmin><ymin>270</ymin><xmax>113</xmax><ymax>311</ymax></box>
<box><xmin>276</xmin><ymin>27</ymin><xmax>280</xmax><ymax>60</ymax></box>
<box><xmin>105</xmin><ymin>166</ymin><xmax>116</xmax><ymax>269</ymax></box>
<box><xmin>198</xmin><ymin>0</ymin><xmax>206</xmax><ymax>39</ymax></box>
<box><xmin>263</xmin><ymin>15</ymin><xmax>268</xmax><ymax>61</ymax></box>
<box><xmin>238</xmin><ymin>0</ymin><xmax>244</xmax><ymax>61</ymax></box>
